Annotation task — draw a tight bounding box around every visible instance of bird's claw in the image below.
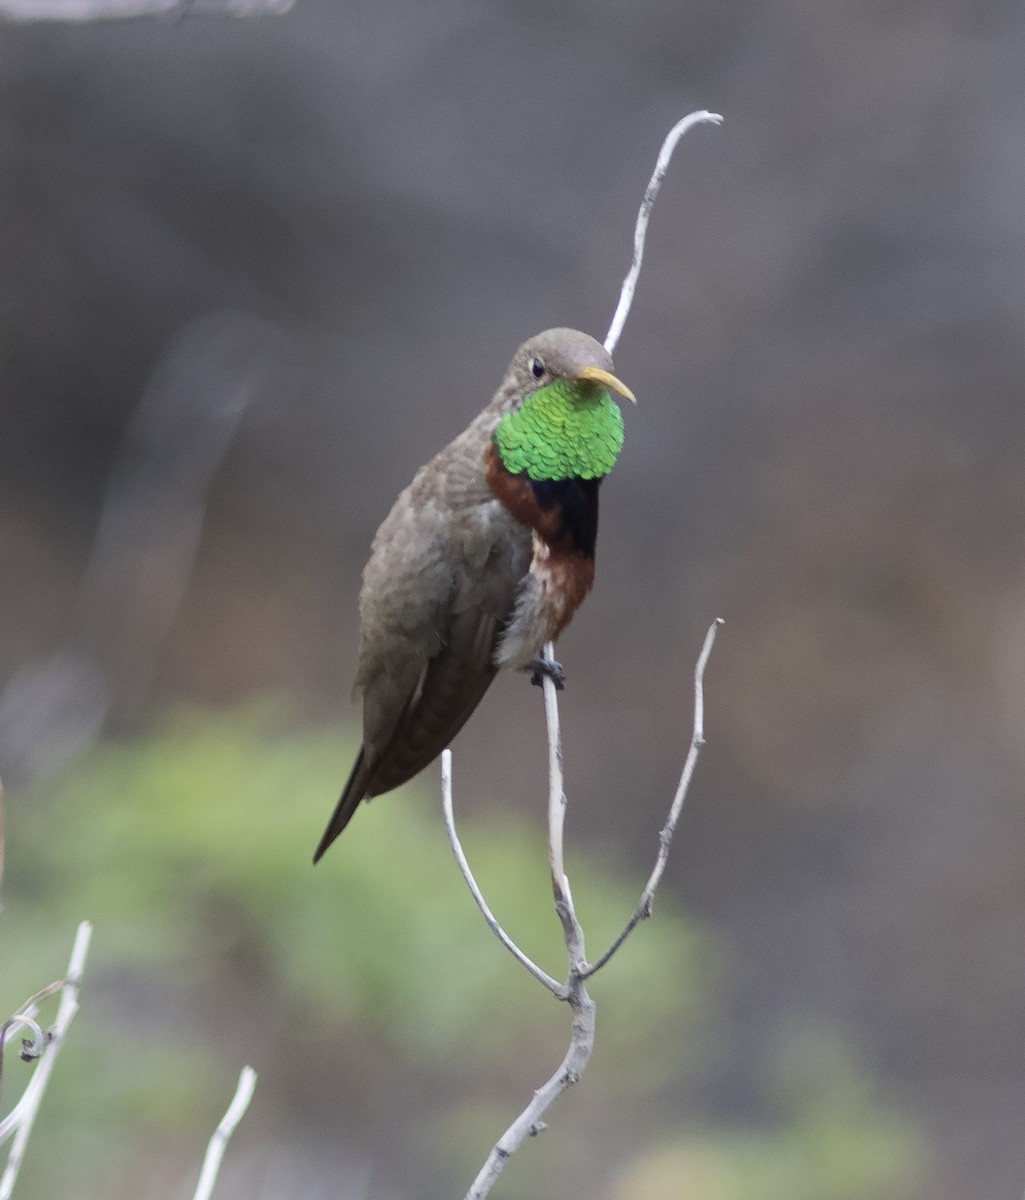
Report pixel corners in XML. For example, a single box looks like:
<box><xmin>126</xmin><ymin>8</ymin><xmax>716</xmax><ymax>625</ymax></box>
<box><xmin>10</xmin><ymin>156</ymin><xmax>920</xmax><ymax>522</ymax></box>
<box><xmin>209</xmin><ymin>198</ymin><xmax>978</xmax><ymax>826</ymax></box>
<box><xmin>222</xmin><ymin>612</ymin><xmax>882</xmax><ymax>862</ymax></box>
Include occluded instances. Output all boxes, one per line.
<box><xmin>530</xmin><ymin>658</ymin><xmax>566</xmax><ymax>690</ymax></box>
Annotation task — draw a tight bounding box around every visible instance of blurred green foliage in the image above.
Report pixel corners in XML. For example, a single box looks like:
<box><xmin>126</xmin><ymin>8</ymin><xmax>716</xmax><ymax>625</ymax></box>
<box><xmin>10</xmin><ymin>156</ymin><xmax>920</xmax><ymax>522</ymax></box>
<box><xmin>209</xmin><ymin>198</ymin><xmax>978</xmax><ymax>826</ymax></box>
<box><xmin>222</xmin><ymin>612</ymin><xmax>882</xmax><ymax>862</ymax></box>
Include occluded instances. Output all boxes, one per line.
<box><xmin>606</xmin><ymin>1026</ymin><xmax>928</xmax><ymax>1200</ymax></box>
<box><xmin>0</xmin><ymin>703</ymin><xmax>927</xmax><ymax>1199</ymax></box>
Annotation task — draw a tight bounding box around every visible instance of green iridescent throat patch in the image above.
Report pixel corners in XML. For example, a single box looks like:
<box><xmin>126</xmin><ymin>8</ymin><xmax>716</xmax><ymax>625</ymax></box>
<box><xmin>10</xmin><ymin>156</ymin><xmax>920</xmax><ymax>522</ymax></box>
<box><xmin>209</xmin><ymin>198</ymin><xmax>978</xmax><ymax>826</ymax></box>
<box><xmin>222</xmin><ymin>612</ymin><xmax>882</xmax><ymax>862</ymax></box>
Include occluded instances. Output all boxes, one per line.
<box><xmin>493</xmin><ymin>380</ymin><xmax>625</xmax><ymax>481</ymax></box>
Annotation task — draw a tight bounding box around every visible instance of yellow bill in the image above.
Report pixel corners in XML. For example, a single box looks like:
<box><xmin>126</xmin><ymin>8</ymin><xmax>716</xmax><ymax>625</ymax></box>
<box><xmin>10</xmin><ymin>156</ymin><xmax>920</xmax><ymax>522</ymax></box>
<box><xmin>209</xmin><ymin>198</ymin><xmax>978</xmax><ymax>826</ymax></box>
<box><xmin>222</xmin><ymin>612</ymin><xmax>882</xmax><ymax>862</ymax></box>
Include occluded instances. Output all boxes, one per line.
<box><xmin>575</xmin><ymin>365</ymin><xmax>637</xmax><ymax>405</ymax></box>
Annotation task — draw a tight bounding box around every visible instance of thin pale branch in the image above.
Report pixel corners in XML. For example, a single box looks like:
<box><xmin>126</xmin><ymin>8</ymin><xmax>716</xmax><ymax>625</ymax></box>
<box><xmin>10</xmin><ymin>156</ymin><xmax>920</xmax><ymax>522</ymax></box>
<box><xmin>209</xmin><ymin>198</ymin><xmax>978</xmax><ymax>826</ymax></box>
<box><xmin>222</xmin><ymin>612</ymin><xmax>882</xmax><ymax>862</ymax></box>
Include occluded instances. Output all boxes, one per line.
<box><xmin>0</xmin><ymin>0</ymin><xmax>293</xmax><ymax>20</ymax></box>
<box><xmin>455</xmin><ymin>622</ymin><xmax>721</xmax><ymax>1199</ymax></box>
<box><xmin>581</xmin><ymin>618</ymin><xmax>722</xmax><ymax>979</ymax></box>
<box><xmin>459</xmin><ymin>645</ymin><xmax>596</xmax><ymax>1200</ymax></box>
<box><xmin>461</xmin><ymin>986</ymin><xmax>595</xmax><ymax>1200</ymax></box>
<box><xmin>191</xmin><ymin>1065</ymin><xmax>258</xmax><ymax>1200</ymax></box>
<box><xmin>0</xmin><ymin>974</ymin><xmax>69</xmax><ymax>1101</ymax></box>
<box><xmin>540</xmin><ymin>643</ymin><xmax>587</xmax><ymax>973</ymax></box>
<box><xmin>441</xmin><ymin>750</ymin><xmax>562</xmax><ymax>994</ymax></box>
<box><xmin>604</xmin><ymin>110</ymin><xmax>723</xmax><ymax>357</ymax></box>
<box><xmin>452</xmin><ymin>109</ymin><xmax>722</xmax><ymax>1200</ymax></box>
<box><xmin>0</xmin><ymin>921</ymin><xmax>92</xmax><ymax>1200</ymax></box>
<box><xmin>0</xmin><ymin>1018</ymin><xmax>45</xmax><ymax>1068</ymax></box>
<box><xmin>2</xmin><ymin>979</ymin><xmax>70</xmax><ymax>1035</ymax></box>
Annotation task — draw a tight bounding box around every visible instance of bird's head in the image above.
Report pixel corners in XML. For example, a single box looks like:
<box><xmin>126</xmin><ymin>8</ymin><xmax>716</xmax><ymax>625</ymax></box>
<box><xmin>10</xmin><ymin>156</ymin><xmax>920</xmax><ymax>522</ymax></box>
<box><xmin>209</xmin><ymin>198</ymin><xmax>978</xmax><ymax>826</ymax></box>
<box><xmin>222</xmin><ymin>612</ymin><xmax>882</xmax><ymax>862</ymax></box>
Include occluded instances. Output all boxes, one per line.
<box><xmin>504</xmin><ymin>327</ymin><xmax>636</xmax><ymax>410</ymax></box>
<box><xmin>493</xmin><ymin>328</ymin><xmax>636</xmax><ymax>482</ymax></box>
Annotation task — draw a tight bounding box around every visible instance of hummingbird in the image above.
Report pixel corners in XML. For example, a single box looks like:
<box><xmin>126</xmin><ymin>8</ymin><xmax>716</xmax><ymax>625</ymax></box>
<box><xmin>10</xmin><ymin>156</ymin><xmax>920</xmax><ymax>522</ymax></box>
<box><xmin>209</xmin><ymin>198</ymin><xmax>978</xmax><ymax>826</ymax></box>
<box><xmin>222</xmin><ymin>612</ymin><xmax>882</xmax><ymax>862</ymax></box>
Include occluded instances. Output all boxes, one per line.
<box><xmin>313</xmin><ymin>327</ymin><xmax>635</xmax><ymax>862</ymax></box>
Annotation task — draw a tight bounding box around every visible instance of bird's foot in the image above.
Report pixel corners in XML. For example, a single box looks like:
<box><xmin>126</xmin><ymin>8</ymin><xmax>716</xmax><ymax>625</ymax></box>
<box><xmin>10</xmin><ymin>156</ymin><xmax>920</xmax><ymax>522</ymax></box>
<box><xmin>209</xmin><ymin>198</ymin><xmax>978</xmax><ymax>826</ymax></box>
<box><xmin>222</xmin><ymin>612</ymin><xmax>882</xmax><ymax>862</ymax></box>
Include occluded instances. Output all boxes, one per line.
<box><xmin>529</xmin><ymin>658</ymin><xmax>566</xmax><ymax>690</ymax></box>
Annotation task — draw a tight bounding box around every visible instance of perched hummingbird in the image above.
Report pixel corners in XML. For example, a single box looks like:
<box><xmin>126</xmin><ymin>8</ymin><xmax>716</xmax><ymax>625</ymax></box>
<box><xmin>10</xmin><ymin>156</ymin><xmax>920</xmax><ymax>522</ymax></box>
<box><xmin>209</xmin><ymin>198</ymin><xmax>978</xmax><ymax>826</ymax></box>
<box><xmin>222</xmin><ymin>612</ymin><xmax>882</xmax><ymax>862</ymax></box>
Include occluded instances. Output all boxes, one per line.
<box><xmin>313</xmin><ymin>328</ymin><xmax>635</xmax><ymax>861</ymax></box>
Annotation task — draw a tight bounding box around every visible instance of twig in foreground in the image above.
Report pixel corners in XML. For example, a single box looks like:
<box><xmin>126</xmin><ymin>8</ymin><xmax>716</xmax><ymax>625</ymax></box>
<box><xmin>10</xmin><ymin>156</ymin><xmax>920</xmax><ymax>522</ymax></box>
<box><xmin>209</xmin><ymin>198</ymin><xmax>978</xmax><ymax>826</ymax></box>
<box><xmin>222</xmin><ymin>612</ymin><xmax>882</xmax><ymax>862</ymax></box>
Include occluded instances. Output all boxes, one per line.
<box><xmin>191</xmin><ymin>1065</ymin><xmax>258</xmax><ymax>1200</ymax></box>
<box><xmin>0</xmin><ymin>0</ymin><xmax>294</xmax><ymax>20</ymax></box>
<box><xmin>0</xmin><ymin>921</ymin><xmax>92</xmax><ymax>1200</ymax></box>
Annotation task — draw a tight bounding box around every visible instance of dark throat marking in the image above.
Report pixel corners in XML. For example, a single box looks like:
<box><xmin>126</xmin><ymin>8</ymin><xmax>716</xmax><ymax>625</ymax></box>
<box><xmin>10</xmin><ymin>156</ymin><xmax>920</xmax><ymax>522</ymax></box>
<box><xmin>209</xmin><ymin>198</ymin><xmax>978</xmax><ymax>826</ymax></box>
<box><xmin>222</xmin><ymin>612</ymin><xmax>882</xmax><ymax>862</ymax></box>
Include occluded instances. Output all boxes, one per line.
<box><xmin>483</xmin><ymin>440</ymin><xmax>601</xmax><ymax>640</ymax></box>
<box><xmin>483</xmin><ymin>441</ymin><xmax>602</xmax><ymax>557</ymax></box>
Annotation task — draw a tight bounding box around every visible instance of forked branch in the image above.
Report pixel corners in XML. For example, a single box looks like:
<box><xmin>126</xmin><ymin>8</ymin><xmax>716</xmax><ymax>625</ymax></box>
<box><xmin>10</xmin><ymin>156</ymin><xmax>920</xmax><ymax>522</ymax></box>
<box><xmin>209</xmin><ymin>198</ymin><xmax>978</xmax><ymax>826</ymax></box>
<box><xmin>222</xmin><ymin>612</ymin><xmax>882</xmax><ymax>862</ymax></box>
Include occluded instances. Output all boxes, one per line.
<box><xmin>443</xmin><ymin>110</ymin><xmax>723</xmax><ymax>1200</ymax></box>
<box><xmin>444</xmin><ymin>620</ymin><xmax>721</xmax><ymax>1200</ymax></box>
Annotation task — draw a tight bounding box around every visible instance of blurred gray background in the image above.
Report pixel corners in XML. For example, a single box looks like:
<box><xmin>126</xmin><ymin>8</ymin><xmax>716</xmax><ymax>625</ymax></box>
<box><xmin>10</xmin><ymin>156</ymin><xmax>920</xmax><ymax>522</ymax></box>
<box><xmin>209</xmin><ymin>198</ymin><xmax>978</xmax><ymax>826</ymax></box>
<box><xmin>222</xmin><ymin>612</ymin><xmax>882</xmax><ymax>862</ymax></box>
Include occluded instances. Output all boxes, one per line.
<box><xmin>3</xmin><ymin>1</ymin><xmax>1025</xmax><ymax>1197</ymax></box>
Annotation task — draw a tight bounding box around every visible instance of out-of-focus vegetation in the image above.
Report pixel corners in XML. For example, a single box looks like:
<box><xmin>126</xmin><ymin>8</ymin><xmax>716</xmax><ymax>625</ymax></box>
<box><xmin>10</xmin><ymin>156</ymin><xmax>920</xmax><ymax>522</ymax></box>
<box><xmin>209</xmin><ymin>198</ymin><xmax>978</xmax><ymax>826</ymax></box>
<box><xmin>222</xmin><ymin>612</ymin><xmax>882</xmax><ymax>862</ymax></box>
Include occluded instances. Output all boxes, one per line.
<box><xmin>2</xmin><ymin>705</ymin><xmax>926</xmax><ymax>1199</ymax></box>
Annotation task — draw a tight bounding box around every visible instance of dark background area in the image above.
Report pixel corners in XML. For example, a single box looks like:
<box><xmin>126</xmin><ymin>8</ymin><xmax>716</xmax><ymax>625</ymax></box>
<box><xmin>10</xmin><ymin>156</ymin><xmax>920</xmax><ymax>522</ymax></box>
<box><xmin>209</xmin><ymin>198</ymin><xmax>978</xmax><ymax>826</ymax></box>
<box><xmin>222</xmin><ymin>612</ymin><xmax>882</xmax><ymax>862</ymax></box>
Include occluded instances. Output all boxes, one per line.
<box><xmin>3</xmin><ymin>2</ymin><xmax>1025</xmax><ymax>1197</ymax></box>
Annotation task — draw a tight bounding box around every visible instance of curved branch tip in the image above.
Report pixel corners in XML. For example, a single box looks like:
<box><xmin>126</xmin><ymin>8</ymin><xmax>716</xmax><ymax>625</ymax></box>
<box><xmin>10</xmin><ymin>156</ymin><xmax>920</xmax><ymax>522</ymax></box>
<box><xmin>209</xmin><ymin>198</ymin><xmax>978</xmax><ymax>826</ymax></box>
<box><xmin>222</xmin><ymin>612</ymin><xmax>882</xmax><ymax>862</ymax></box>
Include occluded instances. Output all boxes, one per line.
<box><xmin>604</xmin><ymin>108</ymin><xmax>724</xmax><ymax>356</ymax></box>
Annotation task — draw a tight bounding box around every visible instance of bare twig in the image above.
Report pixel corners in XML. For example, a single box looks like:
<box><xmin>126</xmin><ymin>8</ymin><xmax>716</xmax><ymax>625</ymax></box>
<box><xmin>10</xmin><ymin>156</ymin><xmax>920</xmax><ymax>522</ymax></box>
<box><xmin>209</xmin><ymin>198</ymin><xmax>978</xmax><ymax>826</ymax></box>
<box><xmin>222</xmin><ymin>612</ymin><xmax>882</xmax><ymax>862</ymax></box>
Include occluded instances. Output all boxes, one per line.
<box><xmin>442</xmin><ymin>750</ymin><xmax>562</xmax><ymax>994</ymax></box>
<box><xmin>190</xmin><ymin>1065</ymin><xmax>258</xmax><ymax>1200</ymax></box>
<box><xmin>0</xmin><ymin>0</ymin><xmax>293</xmax><ymax>20</ymax></box>
<box><xmin>540</xmin><ymin>643</ymin><xmax>584</xmax><ymax>963</ymax></box>
<box><xmin>461</xmin><ymin>986</ymin><xmax>595</xmax><ymax>1200</ymax></box>
<box><xmin>0</xmin><ymin>980</ymin><xmax>64</xmax><ymax>1115</ymax></box>
<box><xmin>581</xmin><ymin>618</ymin><xmax>722</xmax><ymax>978</ymax></box>
<box><xmin>458</xmin><ymin>642</ymin><xmax>597</xmax><ymax>1200</ymax></box>
<box><xmin>538</xmin><ymin>644</ymin><xmax>595</xmax><ymax>985</ymax></box>
<box><xmin>604</xmin><ymin>109</ymin><xmax>724</xmax><ymax>357</ymax></box>
<box><xmin>449</xmin><ymin>111</ymin><xmax>724</xmax><ymax>1200</ymax></box>
<box><xmin>0</xmin><ymin>921</ymin><xmax>92</xmax><ymax>1200</ymax></box>
<box><xmin>454</xmin><ymin>623</ymin><xmax>721</xmax><ymax>1199</ymax></box>
<box><xmin>0</xmin><ymin>1018</ymin><xmax>45</xmax><ymax>1067</ymax></box>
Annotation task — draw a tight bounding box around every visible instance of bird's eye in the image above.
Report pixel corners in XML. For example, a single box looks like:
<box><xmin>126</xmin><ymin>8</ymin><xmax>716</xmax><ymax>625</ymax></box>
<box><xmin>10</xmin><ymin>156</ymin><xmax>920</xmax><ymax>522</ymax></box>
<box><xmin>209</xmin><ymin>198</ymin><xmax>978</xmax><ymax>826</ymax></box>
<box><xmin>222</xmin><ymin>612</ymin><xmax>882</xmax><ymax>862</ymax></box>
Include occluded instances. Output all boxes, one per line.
<box><xmin>530</xmin><ymin>357</ymin><xmax>545</xmax><ymax>379</ymax></box>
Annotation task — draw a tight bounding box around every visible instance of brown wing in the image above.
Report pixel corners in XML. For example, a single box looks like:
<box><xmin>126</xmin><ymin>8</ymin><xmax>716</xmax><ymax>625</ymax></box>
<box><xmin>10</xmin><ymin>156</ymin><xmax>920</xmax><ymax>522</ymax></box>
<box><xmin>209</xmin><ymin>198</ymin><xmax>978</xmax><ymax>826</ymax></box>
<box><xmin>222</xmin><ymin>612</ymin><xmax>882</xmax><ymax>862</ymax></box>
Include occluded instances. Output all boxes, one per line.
<box><xmin>313</xmin><ymin>409</ymin><xmax>530</xmax><ymax>862</ymax></box>
<box><xmin>312</xmin><ymin>590</ymin><xmax>515</xmax><ymax>862</ymax></box>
